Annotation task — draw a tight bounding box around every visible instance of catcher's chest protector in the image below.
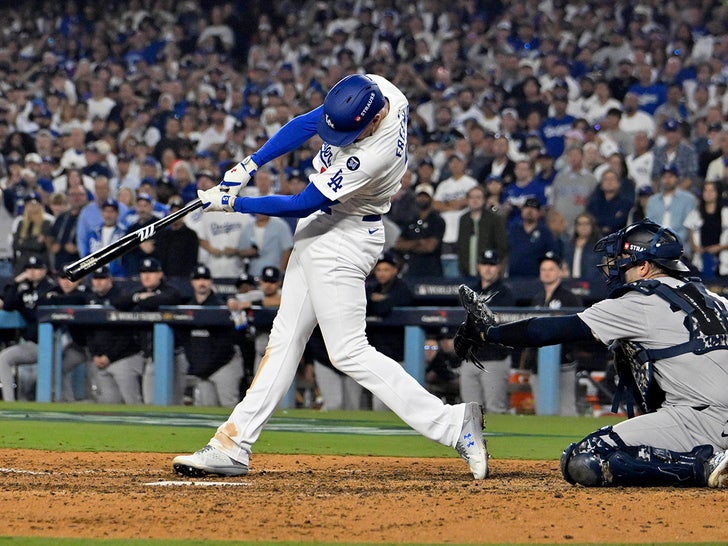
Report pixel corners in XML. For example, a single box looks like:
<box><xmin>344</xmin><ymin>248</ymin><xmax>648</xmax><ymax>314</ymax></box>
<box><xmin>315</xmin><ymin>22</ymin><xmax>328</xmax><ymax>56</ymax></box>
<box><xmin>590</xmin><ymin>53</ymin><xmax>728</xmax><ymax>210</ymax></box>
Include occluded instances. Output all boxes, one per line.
<box><xmin>611</xmin><ymin>279</ymin><xmax>728</xmax><ymax>415</ymax></box>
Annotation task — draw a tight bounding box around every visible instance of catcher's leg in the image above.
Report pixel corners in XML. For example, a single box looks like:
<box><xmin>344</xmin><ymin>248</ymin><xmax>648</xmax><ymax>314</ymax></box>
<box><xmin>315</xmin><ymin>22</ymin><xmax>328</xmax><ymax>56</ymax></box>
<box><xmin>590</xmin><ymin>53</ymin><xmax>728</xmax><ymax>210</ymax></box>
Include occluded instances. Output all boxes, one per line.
<box><xmin>560</xmin><ymin>425</ymin><xmax>715</xmax><ymax>487</ymax></box>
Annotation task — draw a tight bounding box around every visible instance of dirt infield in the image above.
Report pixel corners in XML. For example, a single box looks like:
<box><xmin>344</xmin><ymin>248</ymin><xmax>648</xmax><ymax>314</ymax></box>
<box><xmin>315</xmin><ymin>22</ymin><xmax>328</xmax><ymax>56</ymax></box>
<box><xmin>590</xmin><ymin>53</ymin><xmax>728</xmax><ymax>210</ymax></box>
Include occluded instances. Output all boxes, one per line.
<box><xmin>0</xmin><ymin>450</ymin><xmax>726</xmax><ymax>544</ymax></box>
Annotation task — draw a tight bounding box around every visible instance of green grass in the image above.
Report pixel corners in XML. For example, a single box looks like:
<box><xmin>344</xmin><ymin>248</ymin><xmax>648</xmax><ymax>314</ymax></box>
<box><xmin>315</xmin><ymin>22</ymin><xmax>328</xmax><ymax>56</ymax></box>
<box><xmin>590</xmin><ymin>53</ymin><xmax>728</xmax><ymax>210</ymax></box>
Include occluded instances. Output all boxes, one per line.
<box><xmin>0</xmin><ymin>403</ymin><xmax>624</xmax><ymax>459</ymax></box>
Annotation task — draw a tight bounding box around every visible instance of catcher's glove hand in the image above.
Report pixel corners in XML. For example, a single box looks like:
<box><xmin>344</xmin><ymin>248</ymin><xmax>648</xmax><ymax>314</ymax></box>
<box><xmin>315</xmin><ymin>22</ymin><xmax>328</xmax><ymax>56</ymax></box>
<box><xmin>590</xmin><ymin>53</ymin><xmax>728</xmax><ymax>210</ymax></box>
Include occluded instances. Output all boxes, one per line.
<box><xmin>454</xmin><ymin>285</ymin><xmax>498</xmax><ymax>370</ymax></box>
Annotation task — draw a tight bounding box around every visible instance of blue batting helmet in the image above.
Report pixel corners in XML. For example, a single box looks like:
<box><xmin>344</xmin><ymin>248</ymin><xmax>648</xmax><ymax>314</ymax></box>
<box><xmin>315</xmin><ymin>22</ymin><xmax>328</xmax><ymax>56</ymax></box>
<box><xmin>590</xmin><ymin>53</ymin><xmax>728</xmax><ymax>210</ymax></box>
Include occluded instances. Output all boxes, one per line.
<box><xmin>317</xmin><ymin>74</ymin><xmax>385</xmax><ymax>147</ymax></box>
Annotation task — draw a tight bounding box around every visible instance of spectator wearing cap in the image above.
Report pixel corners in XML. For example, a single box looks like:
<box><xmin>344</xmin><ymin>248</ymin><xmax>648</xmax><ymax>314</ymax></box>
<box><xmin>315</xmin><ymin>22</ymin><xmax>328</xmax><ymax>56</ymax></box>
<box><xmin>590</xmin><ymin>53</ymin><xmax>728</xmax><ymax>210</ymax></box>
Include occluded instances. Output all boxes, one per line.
<box><xmin>113</xmin><ymin>153</ymin><xmax>141</xmax><ymax>192</ymax></box>
<box><xmin>43</xmin><ymin>275</ymin><xmax>95</xmax><ymax>401</ymax></box>
<box><xmin>540</xmin><ymin>87</ymin><xmax>576</xmax><ymax>160</ymax></box>
<box><xmin>178</xmin><ymin>264</ymin><xmax>243</xmax><ymax>407</ymax></box>
<box><xmin>76</xmin><ymin>176</ymin><xmax>129</xmax><ymax>258</ymax></box>
<box><xmin>113</xmin><ymin>257</ymin><xmax>186</xmax><ymax>404</ymax></box>
<box><xmin>227</xmin><ymin>271</ymin><xmax>264</xmax><ymax>383</ymax></box>
<box><xmin>646</xmin><ymin>164</ymin><xmax>697</xmax><ymax>248</ymax></box>
<box><xmin>152</xmin><ymin>197</ymin><xmax>200</xmax><ymax>279</ymax></box>
<box><xmin>240</xmin><ymin>265</ymin><xmax>283</xmax><ymax>374</ymax></box>
<box><xmin>60</xmin><ymin>127</ymin><xmax>89</xmax><ymax>171</ymax></box>
<box><xmin>705</xmin><ymin>129</ymin><xmax>728</xmax><ymax>183</ymax></box>
<box><xmin>0</xmin><ymin>255</ymin><xmax>56</xmax><ymax>401</ymax></box>
<box><xmin>393</xmin><ymin>184</ymin><xmax>446</xmax><ymax>278</ymax></box>
<box><xmin>49</xmin><ymin>185</ymin><xmax>87</xmax><ymax>273</ymax></box>
<box><xmin>479</xmin><ymin>134</ymin><xmax>517</xmax><ymax>187</ymax></box>
<box><xmin>432</xmin><ymin>153</ymin><xmax>479</xmax><ymax>275</ymax></box>
<box><xmin>507</xmin><ymin>197</ymin><xmax>558</xmax><ymax>279</ymax></box>
<box><xmin>460</xmin><ymin>249</ymin><xmax>515</xmax><ymax>413</ymax></box>
<box><xmin>533</xmin><ymin>151</ymin><xmax>557</xmax><ymax>187</ymax></box>
<box><xmin>87</xmin><ymin>198</ymin><xmax>127</xmax><ymax>277</ymax></box>
<box><xmin>82</xmin><ymin>141</ymin><xmax>114</xmax><ymax>181</ymax></box>
<box><xmin>650</xmin><ymin>119</ymin><xmax>699</xmax><ymax>191</ymax></box>
<box><xmin>12</xmin><ymin>192</ymin><xmax>52</xmax><ymax>275</ymax></box>
<box><xmin>523</xmin><ymin>251</ymin><xmax>583</xmax><ymax>416</ymax></box>
<box><xmin>365</xmin><ymin>251</ymin><xmax>413</xmax><ymax>410</ymax></box>
<box><xmin>628</xmin><ymin>185</ymin><xmax>654</xmax><ymax>225</ymax></box>
<box><xmin>550</xmin><ymin>144</ymin><xmax>599</xmax><ymax>233</ymax></box>
<box><xmin>587</xmin><ymin>169</ymin><xmax>634</xmax><ymax>236</ymax></box>
<box><xmin>121</xmin><ymin>192</ymin><xmax>159</xmax><ymax>276</ymax></box>
<box><xmin>85</xmin><ymin>266</ymin><xmax>144</xmax><ymax>404</ymax></box>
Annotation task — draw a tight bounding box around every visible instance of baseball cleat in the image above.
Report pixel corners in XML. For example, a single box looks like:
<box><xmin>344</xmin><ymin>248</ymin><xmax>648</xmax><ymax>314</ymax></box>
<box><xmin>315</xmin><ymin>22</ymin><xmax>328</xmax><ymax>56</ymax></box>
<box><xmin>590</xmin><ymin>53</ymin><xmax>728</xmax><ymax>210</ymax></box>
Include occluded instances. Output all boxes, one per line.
<box><xmin>173</xmin><ymin>445</ymin><xmax>248</xmax><ymax>477</ymax></box>
<box><xmin>707</xmin><ymin>448</ymin><xmax>728</xmax><ymax>488</ymax></box>
<box><xmin>455</xmin><ymin>402</ymin><xmax>488</xmax><ymax>479</ymax></box>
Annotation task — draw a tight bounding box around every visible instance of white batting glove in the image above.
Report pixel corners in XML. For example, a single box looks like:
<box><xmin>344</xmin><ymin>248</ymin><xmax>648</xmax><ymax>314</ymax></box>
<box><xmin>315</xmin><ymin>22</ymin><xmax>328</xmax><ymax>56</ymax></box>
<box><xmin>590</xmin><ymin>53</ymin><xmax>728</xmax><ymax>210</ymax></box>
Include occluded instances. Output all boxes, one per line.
<box><xmin>219</xmin><ymin>156</ymin><xmax>258</xmax><ymax>196</ymax></box>
<box><xmin>198</xmin><ymin>187</ymin><xmax>236</xmax><ymax>212</ymax></box>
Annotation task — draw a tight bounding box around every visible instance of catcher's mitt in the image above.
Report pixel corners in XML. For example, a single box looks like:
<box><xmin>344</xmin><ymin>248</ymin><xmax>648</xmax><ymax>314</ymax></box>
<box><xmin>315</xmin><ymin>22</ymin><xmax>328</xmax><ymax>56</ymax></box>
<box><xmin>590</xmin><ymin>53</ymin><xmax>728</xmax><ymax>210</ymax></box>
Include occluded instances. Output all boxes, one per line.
<box><xmin>454</xmin><ymin>284</ymin><xmax>498</xmax><ymax>370</ymax></box>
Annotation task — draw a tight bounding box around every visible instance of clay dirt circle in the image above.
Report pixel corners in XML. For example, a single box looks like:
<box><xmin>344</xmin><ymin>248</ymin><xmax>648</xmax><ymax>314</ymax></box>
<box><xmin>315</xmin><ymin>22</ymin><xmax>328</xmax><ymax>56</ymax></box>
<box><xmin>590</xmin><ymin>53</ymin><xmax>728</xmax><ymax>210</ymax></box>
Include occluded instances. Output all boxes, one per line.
<box><xmin>1</xmin><ymin>450</ymin><xmax>727</xmax><ymax>543</ymax></box>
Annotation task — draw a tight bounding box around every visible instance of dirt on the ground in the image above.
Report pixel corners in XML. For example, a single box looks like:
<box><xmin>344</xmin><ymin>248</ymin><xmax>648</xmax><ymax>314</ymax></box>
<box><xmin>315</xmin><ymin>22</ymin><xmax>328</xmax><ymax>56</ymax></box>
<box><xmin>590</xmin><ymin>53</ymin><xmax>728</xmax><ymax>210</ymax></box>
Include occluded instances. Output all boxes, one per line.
<box><xmin>0</xmin><ymin>450</ymin><xmax>726</xmax><ymax>544</ymax></box>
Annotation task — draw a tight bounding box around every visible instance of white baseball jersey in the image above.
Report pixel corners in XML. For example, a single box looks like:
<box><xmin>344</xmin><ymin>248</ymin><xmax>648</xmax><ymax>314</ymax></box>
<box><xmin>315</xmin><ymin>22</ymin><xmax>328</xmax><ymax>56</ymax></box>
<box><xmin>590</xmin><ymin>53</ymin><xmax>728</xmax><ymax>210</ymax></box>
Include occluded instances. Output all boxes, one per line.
<box><xmin>207</xmin><ymin>75</ymin><xmax>469</xmax><ymax>467</ymax></box>
<box><xmin>310</xmin><ymin>74</ymin><xmax>409</xmax><ymax>216</ymax></box>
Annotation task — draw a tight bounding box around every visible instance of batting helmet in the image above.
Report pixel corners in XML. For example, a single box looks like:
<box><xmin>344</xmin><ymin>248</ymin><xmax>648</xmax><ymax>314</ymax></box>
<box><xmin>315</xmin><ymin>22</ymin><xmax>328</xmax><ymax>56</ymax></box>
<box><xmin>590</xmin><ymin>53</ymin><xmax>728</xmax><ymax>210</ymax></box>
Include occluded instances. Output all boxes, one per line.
<box><xmin>316</xmin><ymin>74</ymin><xmax>385</xmax><ymax>147</ymax></box>
<box><xmin>594</xmin><ymin>218</ymin><xmax>689</xmax><ymax>285</ymax></box>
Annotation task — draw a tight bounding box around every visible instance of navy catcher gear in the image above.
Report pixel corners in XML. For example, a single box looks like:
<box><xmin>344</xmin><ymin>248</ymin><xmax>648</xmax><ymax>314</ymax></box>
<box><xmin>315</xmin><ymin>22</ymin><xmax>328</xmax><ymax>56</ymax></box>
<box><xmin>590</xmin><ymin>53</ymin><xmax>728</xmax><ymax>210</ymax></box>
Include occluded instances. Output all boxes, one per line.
<box><xmin>316</xmin><ymin>74</ymin><xmax>386</xmax><ymax>147</ymax></box>
<box><xmin>594</xmin><ymin>218</ymin><xmax>689</xmax><ymax>286</ymax></box>
<box><xmin>560</xmin><ymin>425</ymin><xmax>716</xmax><ymax>487</ymax></box>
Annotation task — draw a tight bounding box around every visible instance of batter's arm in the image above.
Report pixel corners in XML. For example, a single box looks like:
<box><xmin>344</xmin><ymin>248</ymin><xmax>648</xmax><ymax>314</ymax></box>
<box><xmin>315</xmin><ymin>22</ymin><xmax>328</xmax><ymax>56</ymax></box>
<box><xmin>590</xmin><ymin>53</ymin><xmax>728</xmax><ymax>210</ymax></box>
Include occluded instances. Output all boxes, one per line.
<box><xmin>231</xmin><ymin>183</ymin><xmax>335</xmax><ymax>218</ymax></box>
<box><xmin>250</xmin><ymin>106</ymin><xmax>323</xmax><ymax>167</ymax></box>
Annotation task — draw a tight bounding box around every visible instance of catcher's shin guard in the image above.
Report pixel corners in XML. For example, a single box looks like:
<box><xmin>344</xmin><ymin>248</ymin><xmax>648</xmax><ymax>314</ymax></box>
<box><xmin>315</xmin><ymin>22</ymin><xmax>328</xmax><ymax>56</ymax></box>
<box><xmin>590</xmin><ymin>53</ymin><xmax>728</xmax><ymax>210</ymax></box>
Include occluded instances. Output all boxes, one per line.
<box><xmin>561</xmin><ymin>426</ymin><xmax>716</xmax><ymax>487</ymax></box>
<box><xmin>608</xmin><ymin>444</ymin><xmax>715</xmax><ymax>487</ymax></box>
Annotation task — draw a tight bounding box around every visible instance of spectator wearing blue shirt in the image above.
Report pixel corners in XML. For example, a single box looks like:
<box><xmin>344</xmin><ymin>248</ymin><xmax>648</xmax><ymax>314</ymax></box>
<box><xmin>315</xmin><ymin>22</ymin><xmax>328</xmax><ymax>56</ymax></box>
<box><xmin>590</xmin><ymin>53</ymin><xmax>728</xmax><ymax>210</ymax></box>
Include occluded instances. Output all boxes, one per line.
<box><xmin>76</xmin><ymin>176</ymin><xmax>129</xmax><ymax>258</ymax></box>
<box><xmin>586</xmin><ymin>169</ymin><xmax>634</xmax><ymax>236</ymax></box>
<box><xmin>502</xmin><ymin>159</ymin><xmax>548</xmax><ymax>227</ymax></box>
<box><xmin>507</xmin><ymin>197</ymin><xmax>558</xmax><ymax>278</ymax></box>
<box><xmin>628</xmin><ymin>64</ymin><xmax>667</xmax><ymax>116</ymax></box>
<box><xmin>540</xmin><ymin>89</ymin><xmax>575</xmax><ymax>160</ymax></box>
<box><xmin>651</xmin><ymin>119</ymin><xmax>699</xmax><ymax>191</ymax></box>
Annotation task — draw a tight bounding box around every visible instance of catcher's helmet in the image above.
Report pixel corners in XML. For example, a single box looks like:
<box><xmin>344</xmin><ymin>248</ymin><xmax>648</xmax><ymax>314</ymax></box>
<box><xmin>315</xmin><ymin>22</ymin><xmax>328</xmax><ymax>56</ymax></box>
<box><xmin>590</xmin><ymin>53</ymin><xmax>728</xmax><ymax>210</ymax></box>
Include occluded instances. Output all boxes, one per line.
<box><xmin>317</xmin><ymin>74</ymin><xmax>385</xmax><ymax>147</ymax></box>
<box><xmin>594</xmin><ymin>218</ymin><xmax>689</xmax><ymax>285</ymax></box>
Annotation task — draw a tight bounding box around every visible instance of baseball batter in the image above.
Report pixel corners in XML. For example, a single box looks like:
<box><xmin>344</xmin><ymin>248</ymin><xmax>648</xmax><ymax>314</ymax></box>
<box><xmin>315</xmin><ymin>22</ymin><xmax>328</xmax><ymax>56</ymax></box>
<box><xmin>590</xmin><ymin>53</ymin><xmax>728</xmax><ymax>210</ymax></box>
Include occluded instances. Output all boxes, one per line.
<box><xmin>456</xmin><ymin>218</ymin><xmax>728</xmax><ymax>488</ymax></box>
<box><xmin>173</xmin><ymin>74</ymin><xmax>487</xmax><ymax>480</ymax></box>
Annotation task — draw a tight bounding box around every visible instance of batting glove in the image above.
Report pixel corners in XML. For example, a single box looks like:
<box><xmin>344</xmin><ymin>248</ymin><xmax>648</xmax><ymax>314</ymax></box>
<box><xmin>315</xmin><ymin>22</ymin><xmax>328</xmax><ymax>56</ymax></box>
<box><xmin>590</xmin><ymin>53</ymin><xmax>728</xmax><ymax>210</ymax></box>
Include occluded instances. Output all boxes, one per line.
<box><xmin>219</xmin><ymin>156</ymin><xmax>258</xmax><ymax>196</ymax></box>
<box><xmin>198</xmin><ymin>187</ymin><xmax>236</xmax><ymax>212</ymax></box>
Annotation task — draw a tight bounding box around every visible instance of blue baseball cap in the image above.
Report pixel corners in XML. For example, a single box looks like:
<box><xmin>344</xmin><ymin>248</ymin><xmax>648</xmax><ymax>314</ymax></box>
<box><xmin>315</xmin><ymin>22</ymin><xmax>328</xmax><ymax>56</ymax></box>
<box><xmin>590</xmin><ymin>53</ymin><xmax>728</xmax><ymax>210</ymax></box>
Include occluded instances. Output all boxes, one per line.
<box><xmin>316</xmin><ymin>74</ymin><xmax>385</xmax><ymax>147</ymax></box>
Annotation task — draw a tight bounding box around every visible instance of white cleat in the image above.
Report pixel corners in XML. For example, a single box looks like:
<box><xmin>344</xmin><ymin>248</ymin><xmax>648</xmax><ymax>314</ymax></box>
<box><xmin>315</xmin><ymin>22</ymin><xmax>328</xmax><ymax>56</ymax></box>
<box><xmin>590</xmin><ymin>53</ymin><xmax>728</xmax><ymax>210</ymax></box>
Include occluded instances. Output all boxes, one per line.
<box><xmin>173</xmin><ymin>445</ymin><xmax>248</xmax><ymax>477</ymax></box>
<box><xmin>708</xmin><ymin>448</ymin><xmax>728</xmax><ymax>488</ymax></box>
<box><xmin>455</xmin><ymin>402</ymin><xmax>488</xmax><ymax>479</ymax></box>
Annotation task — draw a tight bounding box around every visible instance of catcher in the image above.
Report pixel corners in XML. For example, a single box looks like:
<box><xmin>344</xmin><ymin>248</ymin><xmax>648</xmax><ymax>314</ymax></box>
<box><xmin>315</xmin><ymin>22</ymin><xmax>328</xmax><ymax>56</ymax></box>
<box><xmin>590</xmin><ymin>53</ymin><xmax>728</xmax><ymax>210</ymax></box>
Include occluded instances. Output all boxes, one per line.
<box><xmin>455</xmin><ymin>218</ymin><xmax>728</xmax><ymax>487</ymax></box>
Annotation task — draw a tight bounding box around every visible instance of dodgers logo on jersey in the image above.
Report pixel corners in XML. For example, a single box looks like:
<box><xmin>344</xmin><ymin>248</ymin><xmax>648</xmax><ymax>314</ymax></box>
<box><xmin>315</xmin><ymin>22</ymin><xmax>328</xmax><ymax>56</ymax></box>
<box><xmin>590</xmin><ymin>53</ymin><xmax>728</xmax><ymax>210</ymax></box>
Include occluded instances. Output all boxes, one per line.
<box><xmin>328</xmin><ymin>169</ymin><xmax>344</xmax><ymax>193</ymax></box>
<box><xmin>346</xmin><ymin>156</ymin><xmax>360</xmax><ymax>171</ymax></box>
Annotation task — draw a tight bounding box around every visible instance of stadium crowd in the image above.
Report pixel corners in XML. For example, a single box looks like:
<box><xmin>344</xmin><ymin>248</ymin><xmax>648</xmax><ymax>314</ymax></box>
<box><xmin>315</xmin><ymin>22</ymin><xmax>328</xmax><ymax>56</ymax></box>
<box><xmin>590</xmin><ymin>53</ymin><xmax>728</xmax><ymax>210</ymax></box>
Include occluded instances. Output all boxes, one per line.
<box><xmin>1</xmin><ymin>0</ymin><xmax>728</xmax><ymax>407</ymax></box>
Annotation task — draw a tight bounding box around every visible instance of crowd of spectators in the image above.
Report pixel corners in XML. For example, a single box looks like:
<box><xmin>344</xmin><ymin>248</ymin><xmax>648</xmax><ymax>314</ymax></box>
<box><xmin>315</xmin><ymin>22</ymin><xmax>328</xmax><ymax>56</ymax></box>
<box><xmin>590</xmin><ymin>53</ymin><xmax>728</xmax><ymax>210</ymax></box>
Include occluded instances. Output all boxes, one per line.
<box><xmin>0</xmin><ymin>0</ymin><xmax>727</xmax><ymax>284</ymax></box>
<box><xmin>1</xmin><ymin>0</ymin><xmax>728</xmax><ymax>407</ymax></box>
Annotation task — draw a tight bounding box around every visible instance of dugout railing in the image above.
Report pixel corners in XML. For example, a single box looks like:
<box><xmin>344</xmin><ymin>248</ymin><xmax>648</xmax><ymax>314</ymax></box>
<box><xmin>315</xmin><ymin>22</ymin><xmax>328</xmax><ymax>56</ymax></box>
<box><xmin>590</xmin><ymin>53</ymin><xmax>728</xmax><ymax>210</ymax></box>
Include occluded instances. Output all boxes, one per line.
<box><xmin>0</xmin><ymin>305</ymin><xmax>583</xmax><ymax>414</ymax></box>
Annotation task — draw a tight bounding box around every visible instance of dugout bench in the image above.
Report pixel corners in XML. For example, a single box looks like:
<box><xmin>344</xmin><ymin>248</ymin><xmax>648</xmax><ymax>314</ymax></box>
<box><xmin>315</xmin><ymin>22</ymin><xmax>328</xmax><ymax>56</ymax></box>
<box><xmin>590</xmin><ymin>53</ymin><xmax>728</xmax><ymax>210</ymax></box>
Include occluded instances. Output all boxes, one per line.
<box><xmin>8</xmin><ymin>305</ymin><xmax>579</xmax><ymax>414</ymax></box>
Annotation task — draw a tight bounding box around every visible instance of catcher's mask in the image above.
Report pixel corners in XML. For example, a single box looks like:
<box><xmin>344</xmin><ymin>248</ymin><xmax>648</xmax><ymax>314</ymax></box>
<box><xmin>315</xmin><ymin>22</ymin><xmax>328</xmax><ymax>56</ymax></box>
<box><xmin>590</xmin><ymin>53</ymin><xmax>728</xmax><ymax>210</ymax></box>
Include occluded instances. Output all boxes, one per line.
<box><xmin>594</xmin><ymin>217</ymin><xmax>689</xmax><ymax>286</ymax></box>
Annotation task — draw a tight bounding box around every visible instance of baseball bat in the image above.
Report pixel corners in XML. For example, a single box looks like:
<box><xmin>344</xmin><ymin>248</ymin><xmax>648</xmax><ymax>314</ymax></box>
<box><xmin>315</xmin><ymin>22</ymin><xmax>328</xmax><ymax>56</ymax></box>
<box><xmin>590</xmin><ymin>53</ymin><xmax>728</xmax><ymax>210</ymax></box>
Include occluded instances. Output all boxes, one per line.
<box><xmin>63</xmin><ymin>198</ymin><xmax>204</xmax><ymax>281</ymax></box>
